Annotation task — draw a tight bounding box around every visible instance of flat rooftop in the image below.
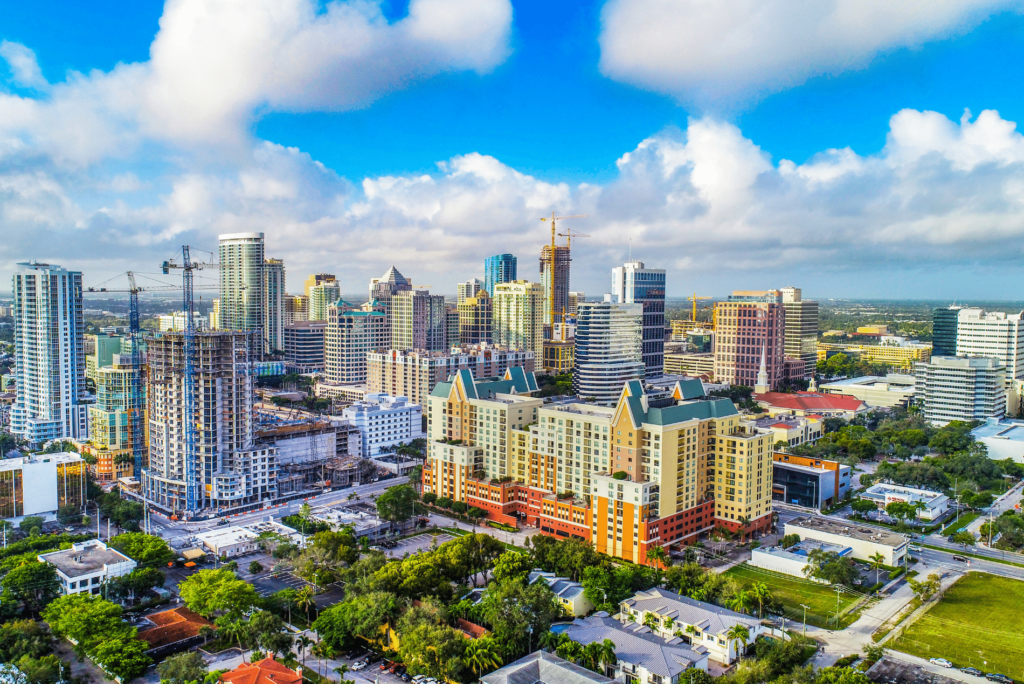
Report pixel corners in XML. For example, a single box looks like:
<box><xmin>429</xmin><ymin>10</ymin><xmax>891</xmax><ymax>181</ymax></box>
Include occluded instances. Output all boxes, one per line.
<box><xmin>972</xmin><ymin>418</ymin><xmax>1024</xmax><ymax>442</ymax></box>
<box><xmin>862</xmin><ymin>483</ymin><xmax>947</xmax><ymax>506</ymax></box>
<box><xmin>40</xmin><ymin>541</ymin><xmax>133</xmax><ymax>578</ymax></box>
<box><xmin>773</xmin><ymin>461</ymin><xmax>831</xmax><ymax>475</ymax></box>
<box><xmin>756</xmin><ymin>539</ymin><xmax>850</xmax><ymax>562</ymax></box>
<box><xmin>786</xmin><ymin>515</ymin><xmax>908</xmax><ymax>548</ymax></box>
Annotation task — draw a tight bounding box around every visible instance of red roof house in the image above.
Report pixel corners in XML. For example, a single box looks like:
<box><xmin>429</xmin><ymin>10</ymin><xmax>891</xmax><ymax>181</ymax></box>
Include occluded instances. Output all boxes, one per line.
<box><xmin>220</xmin><ymin>657</ymin><xmax>303</xmax><ymax>684</ymax></box>
<box><xmin>752</xmin><ymin>391</ymin><xmax>868</xmax><ymax>418</ymax></box>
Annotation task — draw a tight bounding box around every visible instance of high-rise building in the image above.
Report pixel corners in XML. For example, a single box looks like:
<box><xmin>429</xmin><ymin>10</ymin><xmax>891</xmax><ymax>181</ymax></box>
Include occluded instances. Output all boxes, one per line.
<box><xmin>714</xmin><ymin>291</ymin><xmax>785</xmax><ymax>391</ymax></box>
<box><xmin>158</xmin><ymin>312</ymin><xmax>209</xmax><ymax>332</ymax></box>
<box><xmin>209</xmin><ymin>299</ymin><xmax>221</xmax><ymax>329</ymax></box>
<box><xmin>369</xmin><ymin>266</ymin><xmax>412</xmax><ymax>345</ymax></box>
<box><xmin>308</xmin><ymin>282</ymin><xmax>341</xmax><ymax>321</ymax></box>
<box><xmin>932</xmin><ymin>305</ymin><xmax>963</xmax><ymax>357</ymax></box>
<box><xmin>540</xmin><ymin>246</ymin><xmax>571</xmax><ymax>325</ymax></box>
<box><xmin>493</xmin><ymin>281</ymin><xmax>546</xmax><ymax>355</ymax></box>
<box><xmin>955</xmin><ymin>308</ymin><xmax>1024</xmax><ymax>412</ymax></box>
<box><xmin>446</xmin><ymin>307</ymin><xmax>459</xmax><ymax>349</ymax></box>
<box><xmin>144</xmin><ymin>330</ymin><xmax>276</xmax><ymax>514</ymax></box>
<box><xmin>916</xmin><ymin>356</ymin><xmax>1006</xmax><ymax>425</ymax></box>
<box><xmin>85</xmin><ymin>333</ymin><xmax>122</xmax><ymax>385</ymax></box>
<box><xmin>573</xmin><ymin>300</ymin><xmax>644</xmax><ymax>405</ymax></box>
<box><xmin>263</xmin><ymin>259</ymin><xmax>286</xmax><ymax>353</ymax></box>
<box><xmin>219</xmin><ymin>232</ymin><xmax>265</xmax><ymax>334</ymax></box>
<box><xmin>484</xmin><ymin>254</ymin><xmax>517</xmax><ymax>296</ymax></box>
<box><xmin>284</xmin><ymin>321</ymin><xmax>327</xmax><ymax>372</ymax></box>
<box><xmin>325</xmin><ymin>301</ymin><xmax>388</xmax><ymax>384</ymax></box>
<box><xmin>612</xmin><ymin>261</ymin><xmax>666</xmax><ymax>378</ymax></box>
<box><xmin>79</xmin><ymin>354</ymin><xmax>147</xmax><ymax>482</ymax></box>
<box><xmin>285</xmin><ymin>295</ymin><xmax>308</xmax><ymax>325</ymax></box>
<box><xmin>391</xmin><ymin>290</ymin><xmax>446</xmax><ymax>351</ymax></box>
<box><xmin>304</xmin><ymin>273</ymin><xmax>336</xmax><ymax>299</ymax></box>
<box><xmin>458</xmin><ymin>290</ymin><xmax>493</xmax><ymax>345</ymax></box>
<box><xmin>10</xmin><ymin>262</ymin><xmax>89</xmax><ymax>444</ymax></box>
<box><xmin>457</xmin><ymin>278</ymin><xmax>483</xmax><ymax>304</ymax></box>
<box><xmin>780</xmin><ymin>287</ymin><xmax>818</xmax><ymax>375</ymax></box>
<box><xmin>367</xmin><ymin>346</ymin><xmax>535</xmax><ymax>406</ymax></box>
<box><xmin>568</xmin><ymin>292</ymin><xmax>586</xmax><ymax>316</ymax></box>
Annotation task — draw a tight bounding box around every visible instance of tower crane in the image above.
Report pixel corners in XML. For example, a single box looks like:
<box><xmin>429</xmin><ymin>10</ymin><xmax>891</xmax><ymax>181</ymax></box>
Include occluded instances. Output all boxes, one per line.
<box><xmin>86</xmin><ymin>274</ymin><xmax>216</xmax><ymax>481</ymax></box>
<box><xmin>688</xmin><ymin>293</ymin><xmax>711</xmax><ymax>322</ymax></box>
<box><xmin>540</xmin><ymin>212</ymin><xmax>587</xmax><ymax>326</ymax></box>
<box><xmin>161</xmin><ymin>247</ymin><xmax>219</xmax><ymax>517</ymax></box>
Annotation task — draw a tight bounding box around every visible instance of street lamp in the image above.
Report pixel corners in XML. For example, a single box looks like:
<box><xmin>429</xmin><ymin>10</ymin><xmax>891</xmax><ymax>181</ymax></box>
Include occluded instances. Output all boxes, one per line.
<box><xmin>799</xmin><ymin>604</ymin><xmax>810</xmax><ymax>637</ymax></box>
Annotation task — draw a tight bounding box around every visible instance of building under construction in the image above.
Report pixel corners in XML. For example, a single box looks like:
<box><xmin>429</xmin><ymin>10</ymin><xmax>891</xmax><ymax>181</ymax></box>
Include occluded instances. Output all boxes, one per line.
<box><xmin>539</xmin><ymin>245</ymin><xmax>570</xmax><ymax>326</ymax></box>
<box><xmin>144</xmin><ymin>330</ymin><xmax>276</xmax><ymax>515</ymax></box>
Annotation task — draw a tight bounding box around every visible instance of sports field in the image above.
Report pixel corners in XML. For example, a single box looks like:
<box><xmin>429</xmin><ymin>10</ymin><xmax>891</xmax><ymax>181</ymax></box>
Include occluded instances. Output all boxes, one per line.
<box><xmin>892</xmin><ymin>573</ymin><xmax>1024</xmax><ymax>679</ymax></box>
<box><xmin>725</xmin><ymin>563</ymin><xmax>863</xmax><ymax>628</ymax></box>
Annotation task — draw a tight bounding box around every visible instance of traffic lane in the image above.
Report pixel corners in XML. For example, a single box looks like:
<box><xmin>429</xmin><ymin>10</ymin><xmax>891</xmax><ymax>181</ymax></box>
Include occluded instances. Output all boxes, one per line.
<box><xmin>884</xmin><ymin>651</ymin><xmax>993</xmax><ymax>684</ymax></box>
<box><xmin>923</xmin><ymin>537</ymin><xmax>1024</xmax><ymax>566</ymax></box>
<box><xmin>915</xmin><ymin>548</ymin><xmax>1024</xmax><ymax>581</ymax></box>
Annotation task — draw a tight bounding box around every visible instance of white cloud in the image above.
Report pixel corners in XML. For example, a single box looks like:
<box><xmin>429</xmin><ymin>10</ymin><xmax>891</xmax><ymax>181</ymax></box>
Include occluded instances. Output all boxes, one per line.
<box><xmin>0</xmin><ymin>41</ymin><xmax>47</xmax><ymax>89</ymax></box>
<box><xmin>598</xmin><ymin>0</ymin><xmax>1021</xmax><ymax>108</ymax></box>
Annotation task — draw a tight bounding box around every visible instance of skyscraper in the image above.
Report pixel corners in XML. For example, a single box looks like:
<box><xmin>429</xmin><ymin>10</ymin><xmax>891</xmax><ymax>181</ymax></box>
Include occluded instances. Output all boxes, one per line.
<box><xmin>568</xmin><ymin>291</ymin><xmax>586</xmax><ymax>316</ymax></box>
<box><xmin>369</xmin><ymin>266</ymin><xmax>412</xmax><ymax>346</ymax></box>
<box><xmin>325</xmin><ymin>301</ymin><xmax>388</xmax><ymax>384</ymax></box>
<box><xmin>304</xmin><ymin>273</ymin><xmax>336</xmax><ymax>299</ymax></box>
<box><xmin>457</xmin><ymin>278</ymin><xmax>483</xmax><ymax>304</ymax></box>
<box><xmin>483</xmin><ymin>254</ymin><xmax>517</xmax><ymax>296</ymax></box>
<box><xmin>309</xmin><ymin>281</ymin><xmax>341</xmax><ymax>321</ymax></box>
<box><xmin>612</xmin><ymin>261</ymin><xmax>666</xmax><ymax>378</ymax></box>
<box><xmin>10</xmin><ymin>262</ymin><xmax>89</xmax><ymax>443</ymax></box>
<box><xmin>933</xmin><ymin>305</ymin><xmax>963</xmax><ymax>357</ymax></box>
<box><xmin>573</xmin><ymin>299</ymin><xmax>644</xmax><ymax>405</ymax></box>
<box><xmin>458</xmin><ymin>290</ymin><xmax>493</xmax><ymax>345</ymax></box>
<box><xmin>219</xmin><ymin>232</ymin><xmax>265</xmax><ymax>334</ymax></box>
<box><xmin>539</xmin><ymin>245</ymin><xmax>570</xmax><ymax>325</ymax></box>
<box><xmin>780</xmin><ymin>286</ymin><xmax>818</xmax><ymax>375</ymax></box>
<box><xmin>493</xmin><ymin>281</ymin><xmax>546</xmax><ymax>355</ymax></box>
<box><xmin>263</xmin><ymin>258</ymin><xmax>286</xmax><ymax>352</ymax></box>
<box><xmin>955</xmin><ymin>308</ymin><xmax>1024</xmax><ymax>412</ymax></box>
<box><xmin>391</xmin><ymin>290</ymin><xmax>447</xmax><ymax>351</ymax></box>
<box><xmin>714</xmin><ymin>291</ymin><xmax>785</xmax><ymax>391</ymax></box>
<box><xmin>285</xmin><ymin>295</ymin><xmax>308</xmax><ymax>325</ymax></box>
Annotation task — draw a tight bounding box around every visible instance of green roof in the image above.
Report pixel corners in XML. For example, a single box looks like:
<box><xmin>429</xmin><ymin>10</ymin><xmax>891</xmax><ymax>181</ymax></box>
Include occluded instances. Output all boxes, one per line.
<box><xmin>621</xmin><ymin>378</ymin><xmax>736</xmax><ymax>427</ymax></box>
<box><xmin>676</xmin><ymin>377</ymin><xmax>705</xmax><ymax>400</ymax></box>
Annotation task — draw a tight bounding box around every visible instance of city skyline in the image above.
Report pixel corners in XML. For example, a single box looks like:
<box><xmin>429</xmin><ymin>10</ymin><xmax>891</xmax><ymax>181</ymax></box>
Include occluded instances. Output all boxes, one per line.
<box><xmin>1</xmin><ymin>2</ymin><xmax>1024</xmax><ymax>297</ymax></box>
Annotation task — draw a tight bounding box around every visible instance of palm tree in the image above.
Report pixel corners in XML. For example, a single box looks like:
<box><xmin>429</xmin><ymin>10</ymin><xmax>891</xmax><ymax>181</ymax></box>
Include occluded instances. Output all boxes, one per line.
<box><xmin>312</xmin><ymin>642</ymin><xmax>331</xmax><ymax>679</ymax></box>
<box><xmin>465</xmin><ymin>637</ymin><xmax>503</xmax><ymax>675</ymax></box>
<box><xmin>581</xmin><ymin>639</ymin><xmax>616</xmax><ymax>675</ymax></box>
<box><xmin>296</xmin><ymin>586</ymin><xmax>316</xmax><ymax>622</ymax></box>
<box><xmin>685</xmin><ymin>624</ymin><xmax>701</xmax><ymax>645</ymax></box>
<box><xmin>727</xmin><ymin>591</ymin><xmax>751</xmax><ymax>615</ymax></box>
<box><xmin>198</xmin><ymin>624</ymin><xmax>216</xmax><ymax>647</ymax></box>
<box><xmin>646</xmin><ymin>546</ymin><xmax>670</xmax><ymax>568</ymax></box>
<box><xmin>868</xmin><ymin>552</ymin><xmax>886</xmax><ymax>587</ymax></box>
<box><xmin>539</xmin><ymin>631</ymin><xmax>569</xmax><ymax>653</ymax></box>
<box><xmin>556</xmin><ymin>640</ymin><xmax>585</xmax><ymax>664</ymax></box>
<box><xmin>297</xmin><ymin>635</ymin><xmax>314</xmax><ymax>670</ymax></box>
<box><xmin>643</xmin><ymin>613</ymin><xmax>661</xmax><ymax>632</ymax></box>
<box><xmin>736</xmin><ymin>516</ymin><xmax>751</xmax><ymax>542</ymax></box>
<box><xmin>724</xmin><ymin>624</ymin><xmax>750</xmax><ymax>662</ymax></box>
<box><xmin>333</xmin><ymin>665</ymin><xmax>350</xmax><ymax>683</ymax></box>
<box><xmin>749</xmin><ymin>582</ymin><xmax>772</xmax><ymax>619</ymax></box>
<box><xmin>663</xmin><ymin>617</ymin><xmax>674</xmax><ymax>632</ymax></box>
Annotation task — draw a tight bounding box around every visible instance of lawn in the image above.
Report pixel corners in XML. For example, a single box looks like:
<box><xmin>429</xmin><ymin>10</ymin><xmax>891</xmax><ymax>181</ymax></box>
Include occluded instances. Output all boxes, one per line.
<box><xmin>892</xmin><ymin>573</ymin><xmax>1024</xmax><ymax>678</ymax></box>
<box><xmin>724</xmin><ymin>563</ymin><xmax>862</xmax><ymax>629</ymax></box>
<box><xmin>942</xmin><ymin>512</ymin><xmax>980</xmax><ymax>534</ymax></box>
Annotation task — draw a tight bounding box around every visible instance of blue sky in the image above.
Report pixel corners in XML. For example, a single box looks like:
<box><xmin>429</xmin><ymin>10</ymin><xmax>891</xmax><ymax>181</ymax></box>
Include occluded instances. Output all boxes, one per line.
<box><xmin>2</xmin><ymin>0</ymin><xmax>1024</xmax><ymax>299</ymax></box>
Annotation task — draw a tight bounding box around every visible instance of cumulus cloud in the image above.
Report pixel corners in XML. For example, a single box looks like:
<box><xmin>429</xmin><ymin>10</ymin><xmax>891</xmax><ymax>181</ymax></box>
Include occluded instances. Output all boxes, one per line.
<box><xmin>598</xmin><ymin>0</ymin><xmax>1020</xmax><ymax>108</ymax></box>
<box><xmin>0</xmin><ymin>41</ymin><xmax>47</xmax><ymax>90</ymax></box>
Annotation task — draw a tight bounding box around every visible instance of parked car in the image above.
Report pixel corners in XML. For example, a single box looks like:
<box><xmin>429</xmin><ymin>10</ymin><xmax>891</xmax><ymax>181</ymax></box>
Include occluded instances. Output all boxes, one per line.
<box><xmin>400</xmin><ymin>674</ymin><xmax>412</xmax><ymax>682</ymax></box>
<box><xmin>961</xmin><ymin>668</ymin><xmax>984</xmax><ymax>677</ymax></box>
<box><xmin>366</xmin><ymin>653</ymin><xmax>382</xmax><ymax>664</ymax></box>
<box><xmin>412</xmin><ymin>676</ymin><xmax>425</xmax><ymax>683</ymax></box>
<box><xmin>953</xmin><ymin>555</ymin><xmax>969</xmax><ymax>563</ymax></box>
<box><xmin>947</xmin><ymin>535</ymin><xmax>957</xmax><ymax>543</ymax></box>
<box><xmin>381</xmin><ymin>662</ymin><xmax>392</xmax><ymax>671</ymax></box>
<box><xmin>930</xmin><ymin>658</ymin><xmax>953</xmax><ymax>668</ymax></box>
<box><xmin>351</xmin><ymin>662</ymin><xmax>368</xmax><ymax>671</ymax></box>
<box><xmin>985</xmin><ymin>674</ymin><xmax>1013</xmax><ymax>684</ymax></box>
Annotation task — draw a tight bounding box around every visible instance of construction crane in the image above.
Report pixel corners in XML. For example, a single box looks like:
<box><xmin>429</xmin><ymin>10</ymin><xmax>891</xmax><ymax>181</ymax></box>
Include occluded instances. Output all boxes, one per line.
<box><xmin>688</xmin><ymin>293</ymin><xmax>711</xmax><ymax>322</ymax></box>
<box><xmin>86</xmin><ymin>273</ymin><xmax>214</xmax><ymax>480</ymax></box>
<box><xmin>540</xmin><ymin>212</ymin><xmax>587</xmax><ymax>325</ymax></box>
<box><xmin>557</xmin><ymin>228</ymin><xmax>591</xmax><ymax>251</ymax></box>
<box><xmin>161</xmin><ymin>247</ymin><xmax>219</xmax><ymax>517</ymax></box>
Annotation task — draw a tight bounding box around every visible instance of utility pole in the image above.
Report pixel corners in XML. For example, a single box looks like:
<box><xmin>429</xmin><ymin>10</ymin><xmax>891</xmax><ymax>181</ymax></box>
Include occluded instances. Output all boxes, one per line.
<box><xmin>800</xmin><ymin>604</ymin><xmax>809</xmax><ymax>637</ymax></box>
<box><xmin>834</xmin><ymin>586</ymin><xmax>843</xmax><ymax>626</ymax></box>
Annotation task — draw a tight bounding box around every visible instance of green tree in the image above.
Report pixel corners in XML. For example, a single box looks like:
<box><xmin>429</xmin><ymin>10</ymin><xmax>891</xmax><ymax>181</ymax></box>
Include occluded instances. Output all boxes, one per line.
<box><xmin>92</xmin><ymin>635</ymin><xmax>152</xmax><ymax>681</ymax></box>
<box><xmin>850</xmin><ymin>499</ymin><xmax>877</xmax><ymax>519</ymax></box>
<box><xmin>679</xmin><ymin>670</ymin><xmax>713</xmax><ymax>684</ymax></box>
<box><xmin>725</xmin><ymin>624</ymin><xmax>750</xmax><ymax>660</ymax></box>
<box><xmin>2</xmin><ymin>561</ymin><xmax>61</xmax><ymax>615</ymax></box>
<box><xmin>0</xmin><ymin>619</ymin><xmax>51</xmax><ymax>663</ymax></box>
<box><xmin>249</xmin><ymin>560</ymin><xmax>264</xmax><ymax>575</ymax></box>
<box><xmin>249</xmin><ymin>610</ymin><xmax>293</xmax><ymax>657</ymax></box>
<box><xmin>907</xmin><ymin>572</ymin><xmax>941</xmax><ymax>600</ymax></box>
<box><xmin>158</xmin><ymin>651</ymin><xmax>208</xmax><ymax>684</ymax></box>
<box><xmin>868</xmin><ymin>552</ymin><xmax>886</xmax><ymax>587</ymax></box>
<box><xmin>178</xmin><ymin>569</ymin><xmax>259</xmax><ymax>619</ymax></box>
<box><xmin>555</xmin><ymin>640</ymin><xmax>585</xmax><ymax>663</ymax></box>
<box><xmin>42</xmin><ymin>594</ymin><xmax>129</xmax><ymax>656</ymax></box>
<box><xmin>749</xmin><ymin>582</ymin><xmax>772</xmax><ymax>619</ymax></box>
<box><xmin>376</xmin><ymin>485</ymin><xmax>418</xmax><ymax>526</ymax></box>
<box><xmin>312</xmin><ymin>591</ymin><xmax>403</xmax><ymax>652</ymax></box>
<box><xmin>398</xmin><ymin>622</ymin><xmax>466</xmax><ymax>680</ymax></box>
<box><xmin>884</xmin><ymin>501</ymin><xmax>917</xmax><ymax>526</ymax></box>
<box><xmin>479</xmin><ymin>576</ymin><xmax>561</xmax><ymax>660</ymax></box>
<box><xmin>802</xmin><ymin>549</ymin><xmax>858</xmax><ymax>586</ymax></box>
<box><xmin>814</xmin><ymin>667</ymin><xmax>872</xmax><ymax>684</ymax></box>
<box><xmin>780</xmin><ymin>534</ymin><xmax>801</xmax><ymax>549</ymax></box>
<box><xmin>19</xmin><ymin>516</ymin><xmax>44</xmax><ymax>533</ymax></box>
<box><xmin>951</xmin><ymin>530</ymin><xmax>976</xmax><ymax>551</ymax></box>
<box><xmin>492</xmin><ymin>551</ymin><xmax>532</xmax><ymax>585</ymax></box>
<box><xmin>106</xmin><ymin>567</ymin><xmax>166</xmax><ymax>601</ymax></box>
<box><xmin>464</xmin><ymin>637</ymin><xmax>503</xmax><ymax>675</ymax></box>
<box><xmin>580</xmin><ymin>639</ymin><xmax>616</xmax><ymax>674</ymax></box>
<box><xmin>56</xmin><ymin>505</ymin><xmax>82</xmax><ymax>527</ymax></box>
<box><xmin>645</xmin><ymin>546</ymin><xmax>670</xmax><ymax>568</ymax></box>
<box><xmin>109</xmin><ymin>532</ymin><xmax>176</xmax><ymax>566</ymax></box>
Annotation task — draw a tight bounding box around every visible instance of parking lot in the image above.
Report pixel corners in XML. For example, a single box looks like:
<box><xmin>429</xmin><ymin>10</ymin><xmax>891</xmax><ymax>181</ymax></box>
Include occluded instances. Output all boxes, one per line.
<box><xmin>381</xmin><ymin>532</ymin><xmax>455</xmax><ymax>558</ymax></box>
<box><xmin>332</xmin><ymin>647</ymin><xmax>419</xmax><ymax>684</ymax></box>
<box><xmin>252</xmin><ymin>571</ymin><xmax>309</xmax><ymax>597</ymax></box>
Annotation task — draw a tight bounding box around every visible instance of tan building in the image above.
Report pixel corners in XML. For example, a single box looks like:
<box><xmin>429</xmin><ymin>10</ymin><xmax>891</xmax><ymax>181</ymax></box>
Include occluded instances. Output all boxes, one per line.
<box><xmin>664</xmin><ymin>352</ymin><xmax>715</xmax><ymax>377</ymax></box>
<box><xmin>367</xmin><ymin>345</ymin><xmax>535</xmax><ymax>407</ymax></box>
<box><xmin>493</xmin><ymin>281</ymin><xmax>545</xmax><ymax>355</ymax></box>
<box><xmin>458</xmin><ymin>291</ymin><xmax>493</xmax><ymax>345</ymax></box>
<box><xmin>817</xmin><ymin>341</ymin><xmax>931</xmax><ymax>370</ymax></box>
<box><xmin>714</xmin><ymin>291</ymin><xmax>786</xmax><ymax>390</ymax></box>
<box><xmin>304</xmin><ymin>273</ymin><xmax>336</xmax><ymax>299</ymax></box>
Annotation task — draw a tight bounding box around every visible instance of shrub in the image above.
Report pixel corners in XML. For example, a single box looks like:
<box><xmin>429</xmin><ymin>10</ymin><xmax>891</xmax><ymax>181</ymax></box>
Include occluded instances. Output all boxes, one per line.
<box><xmin>888</xmin><ymin>567</ymin><xmax>905</xmax><ymax>581</ymax></box>
<box><xmin>436</xmin><ymin>497</ymin><xmax>453</xmax><ymax>509</ymax></box>
<box><xmin>612</xmin><ymin>471</ymin><xmax>629</xmax><ymax>481</ymax></box>
<box><xmin>780</xmin><ymin>534</ymin><xmax>801</xmax><ymax>549</ymax></box>
<box><xmin>421</xmin><ymin>492</ymin><xmax>437</xmax><ymax>505</ymax></box>
<box><xmin>452</xmin><ymin>501</ymin><xmax>468</xmax><ymax>514</ymax></box>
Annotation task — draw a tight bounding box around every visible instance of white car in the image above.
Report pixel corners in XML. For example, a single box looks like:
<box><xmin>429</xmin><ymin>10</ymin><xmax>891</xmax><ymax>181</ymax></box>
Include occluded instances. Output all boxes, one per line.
<box><xmin>930</xmin><ymin>658</ymin><xmax>953</xmax><ymax>668</ymax></box>
<box><xmin>351</xmin><ymin>662</ymin><xmax>368</xmax><ymax>671</ymax></box>
<box><xmin>412</xmin><ymin>677</ymin><xmax>425</xmax><ymax>684</ymax></box>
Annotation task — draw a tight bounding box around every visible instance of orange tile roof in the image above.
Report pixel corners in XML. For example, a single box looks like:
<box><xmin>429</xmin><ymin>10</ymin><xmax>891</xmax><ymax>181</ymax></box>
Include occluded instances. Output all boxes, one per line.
<box><xmin>753</xmin><ymin>392</ymin><xmax>866</xmax><ymax>412</ymax></box>
<box><xmin>137</xmin><ymin>607</ymin><xmax>213</xmax><ymax>649</ymax></box>
<box><xmin>221</xmin><ymin>657</ymin><xmax>302</xmax><ymax>684</ymax></box>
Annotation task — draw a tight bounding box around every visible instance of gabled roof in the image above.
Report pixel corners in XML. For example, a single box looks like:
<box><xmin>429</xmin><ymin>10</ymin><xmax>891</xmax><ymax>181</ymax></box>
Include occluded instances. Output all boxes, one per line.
<box><xmin>621</xmin><ymin>588</ymin><xmax>758</xmax><ymax>636</ymax></box>
<box><xmin>753</xmin><ymin>392</ymin><xmax>866</xmax><ymax>412</ymax></box>
<box><xmin>433</xmin><ymin>367</ymin><xmax>539</xmax><ymax>400</ymax></box>
<box><xmin>672</xmin><ymin>377</ymin><xmax>706</xmax><ymax>401</ymax></box>
<box><xmin>505</xmin><ymin>365</ymin><xmax>539</xmax><ymax>393</ymax></box>
<box><xmin>565</xmin><ymin>614</ymin><xmax>706</xmax><ymax>678</ymax></box>
<box><xmin>481</xmin><ymin>651</ymin><xmax>612</xmax><ymax>684</ymax></box>
<box><xmin>616</xmin><ymin>380</ymin><xmax>736</xmax><ymax>429</ymax></box>
<box><xmin>220</xmin><ymin>657</ymin><xmax>301</xmax><ymax>684</ymax></box>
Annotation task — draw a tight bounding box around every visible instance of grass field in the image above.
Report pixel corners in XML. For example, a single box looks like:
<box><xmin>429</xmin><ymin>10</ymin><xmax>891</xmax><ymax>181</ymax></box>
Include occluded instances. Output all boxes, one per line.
<box><xmin>943</xmin><ymin>513</ymin><xmax>980</xmax><ymax>534</ymax></box>
<box><xmin>892</xmin><ymin>573</ymin><xmax>1024</xmax><ymax>678</ymax></box>
<box><xmin>724</xmin><ymin>563</ymin><xmax>863</xmax><ymax>629</ymax></box>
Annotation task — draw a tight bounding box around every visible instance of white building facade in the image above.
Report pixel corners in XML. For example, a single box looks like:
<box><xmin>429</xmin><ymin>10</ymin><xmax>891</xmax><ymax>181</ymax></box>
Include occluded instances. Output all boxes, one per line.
<box><xmin>342</xmin><ymin>393</ymin><xmax>424</xmax><ymax>457</ymax></box>
<box><xmin>915</xmin><ymin>356</ymin><xmax>1007</xmax><ymax>425</ymax></box>
<box><xmin>573</xmin><ymin>300</ymin><xmax>644</xmax><ymax>405</ymax></box>
<box><xmin>39</xmin><ymin>540</ymin><xmax>136</xmax><ymax>595</ymax></box>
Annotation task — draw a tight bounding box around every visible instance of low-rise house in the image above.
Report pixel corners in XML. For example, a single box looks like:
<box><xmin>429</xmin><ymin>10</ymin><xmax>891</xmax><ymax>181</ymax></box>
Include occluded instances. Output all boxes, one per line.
<box><xmin>618</xmin><ymin>588</ymin><xmax>764</xmax><ymax>665</ymax></box>
<box><xmin>137</xmin><ymin>606</ymin><xmax>213</xmax><ymax>656</ymax></box>
<box><xmin>529</xmin><ymin>571</ymin><xmax>594</xmax><ymax>617</ymax></box>
<box><xmin>38</xmin><ymin>539</ymin><xmax>136</xmax><ymax>596</ymax></box>
<box><xmin>750</xmin><ymin>540</ymin><xmax>852</xmax><ymax>580</ymax></box>
<box><xmin>784</xmin><ymin>516</ymin><xmax>909</xmax><ymax>566</ymax></box>
<box><xmin>859</xmin><ymin>484</ymin><xmax>948</xmax><ymax>521</ymax></box>
<box><xmin>481</xmin><ymin>651</ymin><xmax>612</xmax><ymax>684</ymax></box>
<box><xmin>220</xmin><ymin>656</ymin><xmax>302</xmax><ymax>684</ymax></box>
<box><xmin>309</xmin><ymin>504</ymin><xmax>393</xmax><ymax>540</ymax></box>
<box><xmin>565</xmin><ymin>612</ymin><xmax>710</xmax><ymax>680</ymax></box>
<box><xmin>196</xmin><ymin>517</ymin><xmax>302</xmax><ymax>557</ymax></box>
<box><xmin>752</xmin><ymin>392</ymin><xmax>869</xmax><ymax>420</ymax></box>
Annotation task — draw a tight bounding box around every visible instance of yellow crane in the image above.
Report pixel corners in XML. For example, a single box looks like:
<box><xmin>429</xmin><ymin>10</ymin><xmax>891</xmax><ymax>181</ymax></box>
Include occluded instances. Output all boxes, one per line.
<box><xmin>540</xmin><ymin>212</ymin><xmax>587</xmax><ymax>325</ymax></box>
<box><xmin>688</xmin><ymin>293</ymin><xmax>711</xmax><ymax>321</ymax></box>
<box><xmin>557</xmin><ymin>228</ymin><xmax>591</xmax><ymax>250</ymax></box>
